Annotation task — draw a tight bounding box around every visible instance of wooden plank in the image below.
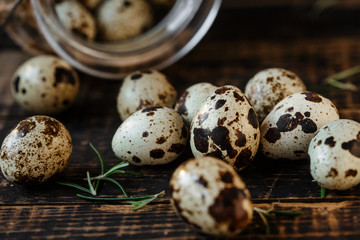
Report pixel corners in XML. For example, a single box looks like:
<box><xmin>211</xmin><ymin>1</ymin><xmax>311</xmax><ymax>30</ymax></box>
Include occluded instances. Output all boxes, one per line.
<box><xmin>1</xmin><ymin>201</ymin><xmax>360</xmax><ymax>239</ymax></box>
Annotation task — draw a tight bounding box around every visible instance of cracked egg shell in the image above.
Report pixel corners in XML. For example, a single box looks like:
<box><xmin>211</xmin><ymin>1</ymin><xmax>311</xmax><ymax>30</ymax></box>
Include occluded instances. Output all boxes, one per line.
<box><xmin>309</xmin><ymin>119</ymin><xmax>360</xmax><ymax>190</ymax></box>
<box><xmin>245</xmin><ymin>68</ymin><xmax>306</xmax><ymax>123</ymax></box>
<box><xmin>112</xmin><ymin>106</ymin><xmax>188</xmax><ymax>166</ymax></box>
<box><xmin>116</xmin><ymin>69</ymin><xmax>177</xmax><ymax>121</ymax></box>
<box><xmin>0</xmin><ymin>115</ymin><xmax>72</xmax><ymax>184</ymax></box>
<box><xmin>11</xmin><ymin>55</ymin><xmax>80</xmax><ymax>115</ymax></box>
<box><xmin>260</xmin><ymin>91</ymin><xmax>339</xmax><ymax>160</ymax></box>
<box><xmin>97</xmin><ymin>0</ymin><xmax>153</xmax><ymax>41</ymax></box>
<box><xmin>56</xmin><ymin>0</ymin><xmax>97</xmax><ymax>40</ymax></box>
<box><xmin>175</xmin><ymin>82</ymin><xmax>218</xmax><ymax>127</ymax></box>
<box><xmin>190</xmin><ymin>85</ymin><xmax>260</xmax><ymax>171</ymax></box>
<box><xmin>170</xmin><ymin>157</ymin><xmax>253</xmax><ymax>237</ymax></box>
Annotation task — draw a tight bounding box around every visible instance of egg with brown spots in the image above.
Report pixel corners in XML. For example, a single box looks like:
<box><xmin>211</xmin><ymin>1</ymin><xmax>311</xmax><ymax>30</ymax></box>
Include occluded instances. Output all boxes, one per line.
<box><xmin>112</xmin><ymin>106</ymin><xmax>188</xmax><ymax>166</ymax></box>
<box><xmin>11</xmin><ymin>55</ymin><xmax>80</xmax><ymax>115</ymax></box>
<box><xmin>170</xmin><ymin>157</ymin><xmax>253</xmax><ymax>237</ymax></box>
<box><xmin>116</xmin><ymin>69</ymin><xmax>177</xmax><ymax>121</ymax></box>
<box><xmin>190</xmin><ymin>85</ymin><xmax>260</xmax><ymax>171</ymax></box>
<box><xmin>175</xmin><ymin>82</ymin><xmax>218</xmax><ymax>127</ymax></box>
<box><xmin>97</xmin><ymin>0</ymin><xmax>153</xmax><ymax>41</ymax></box>
<box><xmin>0</xmin><ymin>115</ymin><xmax>72</xmax><ymax>184</ymax></box>
<box><xmin>245</xmin><ymin>68</ymin><xmax>306</xmax><ymax>123</ymax></box>
<box><xmin>260</xmin><ymin>91</ymin><xmax>339</xmax><ymax>160</ymax></box>
<box><xmin>55</xmin><ymin>0</ymin><xmax>97</xmax><ymax>40</ymax></box>
<box><xmin>309</xmin><ymin>119</ymin><xmax>360</xmax><ymax>190</ymax></box>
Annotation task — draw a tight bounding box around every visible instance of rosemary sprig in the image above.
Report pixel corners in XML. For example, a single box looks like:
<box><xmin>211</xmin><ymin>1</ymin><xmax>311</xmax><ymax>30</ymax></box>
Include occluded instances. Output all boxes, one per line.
<box><xmin>86</xmin><ymin>171</ymin><xmax>96</xmax><ymax>195</ymax></box>
<box><xmin>56</xmin><ymin>181</ymin><xmax>93</xmax><ymax>194</ymax></box>
<box><xmin>324</xmin><ymin>65</ymin><xmax>360</xmax><ymax>91</ymax></box>
<box><xmin>77</xmin><ymin>191</ymin><xmax>165</xmax><ymax>211</ymax></box>
<box><xmin>57</xmin><ymin>143</ymin><xmax>164</xmax><ymax>210</ymax></box>
<box><xmin>254</xmin><ymin>207</ymin><xmax>304</xmax><ymax>234</ymax></box>
<box><xmin>321</xmin><ymin>186</ymin><xmax>326</xmax><ymax>198</ymax></box>
<box><xmin>89</xmin><ymin>143</ymin><xmax>105</xmax><ymax>192</ymax></box>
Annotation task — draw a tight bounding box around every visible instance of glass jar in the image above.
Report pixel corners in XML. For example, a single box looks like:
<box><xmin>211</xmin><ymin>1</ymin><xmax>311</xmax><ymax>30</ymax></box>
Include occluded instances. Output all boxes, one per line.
<box><xmin>5</xmin><ymin>0</ymin><xmax>222</xmax><ymax>79</ymax></box>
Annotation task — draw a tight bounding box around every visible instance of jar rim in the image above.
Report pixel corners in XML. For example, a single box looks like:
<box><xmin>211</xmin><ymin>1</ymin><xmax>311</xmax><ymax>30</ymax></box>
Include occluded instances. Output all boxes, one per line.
<box><xmin>31</xmin><ymin>0</ymin><xmax>222</xmax><ymax>79</ymax></box>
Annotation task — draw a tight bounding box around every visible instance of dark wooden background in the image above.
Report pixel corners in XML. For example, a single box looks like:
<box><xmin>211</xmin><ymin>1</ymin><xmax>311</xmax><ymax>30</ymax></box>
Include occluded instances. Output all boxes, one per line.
<box><xmin>1</xmin><ymin>0</ymin><xmax>360</xmax><ymax>239</ymax></box>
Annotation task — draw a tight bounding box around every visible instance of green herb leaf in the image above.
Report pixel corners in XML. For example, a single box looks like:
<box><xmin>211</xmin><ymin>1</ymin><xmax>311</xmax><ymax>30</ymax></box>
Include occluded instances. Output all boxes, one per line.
<box><xmin>89</xmin><ymin>142</ymin><xmax>105</xmax><ymax>175</ymax></box>
<box><xmin>104</xmin><ymin>162</ymin><xmax>129</xmax><ymax>177</ymax></box>
<box><xmin>324</xmin><ymin>65</ymin><xmax>360</xmax><ymax>91</ymax></box>
<box><xmin>76</xmin><ymin>194</ymin><xmax>156</xmax><ymax>201</ymax></box>
<box><xmin>127</xmin><ymin>191</ymin><xmax>165</xmax><ymax>211</ymax></box>
<box><xmin>256</xmin><ymin>210</ymin><xmax>270</xmax><ymax>234</ymax></box>
<box><xmin>268</xmin><ymin>210</ymin><xmax>304</xmax><ymax>216</ymax></box>
<box><xmin>89</xmin><ymin>142</ymin><xmax>105</xmax><ymax>192</ymax></box>
<box><xmin>321</xmin><ymin>186</ymin><xmax>326</xmax><ymax>198</ymax></box>
<box><xmin>56</xmin><ymin>181</ymin><xmax>93</xmax><ymax>194</ymax></box>
<box><xmin>101</xmin><ymin>176</ymin><xmax>128</xmax><ymax>197</ymax></box>
<box><xmin>109</xmin><ymin>170</ymin><xmax>143</xmax><ymax>177</ymax></box>
<box><xmin>58</xmin><ymin>144</ymin><xmax>164</xmax><ymax>210</ymax></box>
<box><xmin>86</xmin><ymin>171</ymin><xmax>96</xmax><ymax>196</ymax></box>
<box><xmin>254</xmin><ymin>207</ymin><xmax>304</xmax><ymax>234</ymax></box>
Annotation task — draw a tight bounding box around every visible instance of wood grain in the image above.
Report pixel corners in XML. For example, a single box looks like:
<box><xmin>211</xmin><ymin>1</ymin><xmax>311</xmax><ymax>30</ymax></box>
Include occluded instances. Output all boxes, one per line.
<box><xmin>1</xmin><ymin>4</ymin><xmax>360</xmax><ymax>240</ymax></box>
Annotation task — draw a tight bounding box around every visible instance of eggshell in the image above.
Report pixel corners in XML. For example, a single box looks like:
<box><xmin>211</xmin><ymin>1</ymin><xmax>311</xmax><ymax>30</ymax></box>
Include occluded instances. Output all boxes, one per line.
<box><xmin>175</xmin><ymin>82</ymin><xmax>218</xmax><ymax>127</ymax></box>
<box><xmin>56</xmin><ymin>0</ymin><xmax>97</xmax><ymax>40</ymax></box>
<box><xmin>116</xmin><ymin>69</ymin><xmax>177</xmax><ymax>121</ymax></box>
<box><xmin>170</xmin><ymin>157</ymin><xmax>253</xmax><ymax>237</ymax></box>
<box><xmin>0</xmin><ymin>115</ymin><xmax>72</xmax><ymax>184</ymax></box>
<box><xmin>309</xmin><ymin>119</ymin><xmax>360</xmax><ymax>190</ymax></box>
<box><xmin>11</xmin><ymin>55</ymin><xmax>80</xmax><ymax>114</ymax></box>
<box><xmin>260</xmin><ymin>91</ymin><xmax>339</xmax><ymax>160</ymax></box>
<box><xmin>112</xmin><ymin>106</ymin><xmax>188</xmax><ymax>166</ymax></box>
<box><xmin>245</xmin><ymin>68</ymin><xmax>306</xmax><ymax>123</ymax></box>
<box><xmin>190</xmin><ymin>85</ymin><xmax>260</xmax><ymax>171</ymax></box>
<box><xmin>97</xmin><ymin>0</ymin><xmax>153</xmax><ymax>41</ymax></box>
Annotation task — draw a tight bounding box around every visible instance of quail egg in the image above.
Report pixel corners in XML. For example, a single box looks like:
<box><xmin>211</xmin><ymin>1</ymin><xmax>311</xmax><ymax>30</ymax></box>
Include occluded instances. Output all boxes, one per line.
<box><xmin>190</xmin><ymin>85</ymin><xmax>260</xmax><ymax>171</ymax></box>
<box><xmin>97</xmin><ymin>0</ymin><xmax>153</xmax><ymax>41</ymax></box>
<box><xmin>56</xmin><ymin>0</ymin><xmax>97</xmax><ymax>40</ymax></box>
<box><xmin>116</xmin><ymin>69</ymin><xmax>177</xmax><ymax>121</ymax></box>
<box><xmin>175</xmin><ymin>82</ymin><xmax>218</xmax><ymax>127</ymax></box>
<box><xmin>170</xmin><ymin>156</ymin><xmax>253</xmax><ymax>237</ymax></box>
<box><xmin>309</xmin><ymin>119</ymin><xmax>360</xmax><ymax>190</ymax></box>
<box><xmin>0</xmin><ymin>115</ymin><xmax>72</xmax><ymax>184</ymax></box>
<box><xmin>245</xmin><ymin>68</ymin><xmax>306</xmax><ymax>123</ymax></box>
<box><xmin>112</xmin><ymin>106</ymin><xmax>188</xmax><ymax>166</ymax></box>
<box><xmin>260</xmin><ymin>91</ymin><xmax>339</xmax><ymax>160</ymax></box>
<box><xmin>11</xmin><ymin>55</ymin><xmax>80</xmax><ymax>115</ymax></box>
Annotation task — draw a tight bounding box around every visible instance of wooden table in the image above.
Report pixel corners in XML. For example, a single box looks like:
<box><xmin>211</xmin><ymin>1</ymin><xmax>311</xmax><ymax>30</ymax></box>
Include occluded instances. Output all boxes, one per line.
<box><xmin>1</xmin><ymin>2</ymin><xmax>360</xmax><ymax>239</ymax></box>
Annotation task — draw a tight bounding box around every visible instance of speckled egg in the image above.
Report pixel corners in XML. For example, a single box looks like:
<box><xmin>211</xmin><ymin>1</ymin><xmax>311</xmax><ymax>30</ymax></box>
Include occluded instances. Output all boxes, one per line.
<box><xmin>190</xmin><ymin>85</ymin><xmax>260</xmax><ymax>171</ymax></box>
<box><xmin>260</xmin><ymin>91</ymin><xmax>339</xmax><ymax>160</ymax></box>
<box><xmin>11</xmin><ymin>55</ymin><xmax>80</xmax><ymax>114</ymax></box>
<box><xmin>112</xmin><ymin>106</ymin><xmax>188</xmax><ymax>166</ymax></box>
<box><xmin>245</xmin><ymin>68</ymin><xmax>306</xmax><ymax>123</ymax></box>
<box><xmin>97</xmin><ymin>0</ymin><xmax>153</xmax><ymax>41</ymax></box>
<box><xmin>309</xmin><ymin>119</ymin><xmax>360</xmax><ymax>190</ymax></box>
<box><xmin>170</xmin><ymin>157</ymin><xmax>253</xmax><ymax>237</ymax></box>
<box><xmin>55</xmin><ymin>0</ymin><xmax>97</xmax><ymax>40</ymax></box>
<box><xmin>116</xmin><ymin>69</ymin><xmax>177</xmax><ymax>121</ymax></box>
<box><xmin>175</xmin><ymin>82</ymin><xmax>218</xmax><ymax>127</ymax></box>
<box><xmin>0</xmin><ymin>115</ymin><xmax>72</xmax><ymax>184</ymax></box>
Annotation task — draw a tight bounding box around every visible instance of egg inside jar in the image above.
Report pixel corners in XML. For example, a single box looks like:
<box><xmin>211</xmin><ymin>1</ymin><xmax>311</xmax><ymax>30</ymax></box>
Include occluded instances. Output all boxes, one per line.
<box><xmin>54</xmin><ymin>0</ymin><xmax>176</xmax><ymax>42</ymax></box>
